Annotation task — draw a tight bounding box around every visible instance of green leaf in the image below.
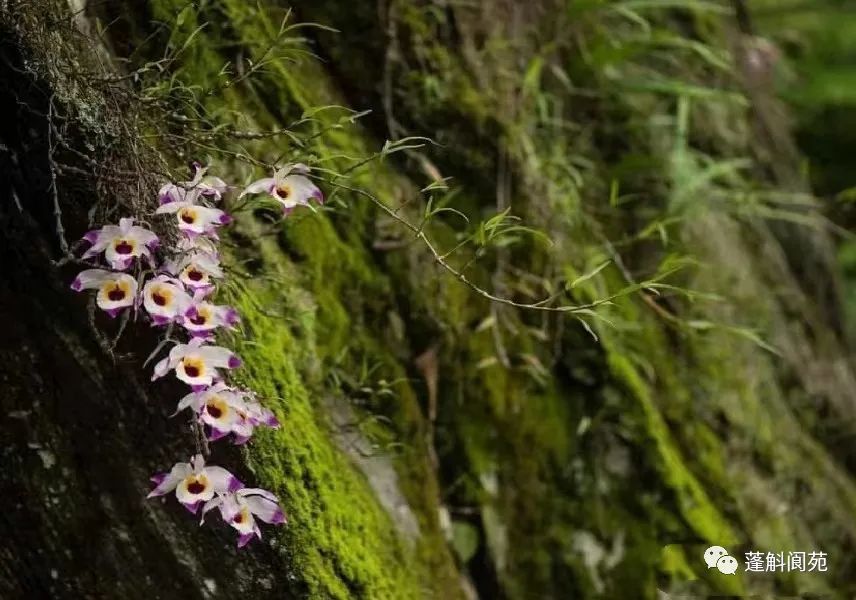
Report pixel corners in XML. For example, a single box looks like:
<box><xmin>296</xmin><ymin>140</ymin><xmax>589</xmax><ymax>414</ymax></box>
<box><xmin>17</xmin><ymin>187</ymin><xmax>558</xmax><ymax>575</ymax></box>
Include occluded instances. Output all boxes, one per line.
<box><xmin>569</xmin><ymin>260</ymin><xmax>612</xmax><ymax>289</ymax></box>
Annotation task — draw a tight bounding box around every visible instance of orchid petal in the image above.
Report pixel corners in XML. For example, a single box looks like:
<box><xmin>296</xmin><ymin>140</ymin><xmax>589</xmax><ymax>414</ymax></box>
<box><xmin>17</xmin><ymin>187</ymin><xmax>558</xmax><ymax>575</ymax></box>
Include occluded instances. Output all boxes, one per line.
<box><xmin>204</xmin><ymin>466</ymin><xmax>243</xmax><ymax>493</ymax></box>
<box><xmin>155</xmin><ymin>201</ymin><xmax>192</xmax><ymax>215</ymax></box>
<box><xmin>70</xmin><ymin>269</ymin><xmax>112</xmax><ymax>292</ymax></box>
<box><xmin>240</xmin><ymin>177</ymin><xmax>275</xmax><ymax>198</ymax></box>
<box><xmin>147</xmin><ymin>462</ymin><xmax>192</xmax><ymax>498</ymax></box>
<box><xmin>244</xmin><ymin>494</ymin><xmax>286</xmax><ymax>525</ymax></box>
<box><xmin>197</xmin><ymin>345</ymin><xmax>241</xmax><ymax>369</ymax></box>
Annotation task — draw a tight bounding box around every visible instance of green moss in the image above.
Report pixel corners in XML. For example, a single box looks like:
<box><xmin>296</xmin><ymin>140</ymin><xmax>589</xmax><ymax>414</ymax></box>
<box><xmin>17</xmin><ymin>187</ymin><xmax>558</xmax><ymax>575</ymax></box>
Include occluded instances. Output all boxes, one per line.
<box><xmin>605</xmin><ymin>351</ymin><xmax>736</xmax><ymax>546</ymax></box>
<box><xmin>228</xmin><ymin>281</ymin><xmax>416</xmax><ymax>598</ymax></box>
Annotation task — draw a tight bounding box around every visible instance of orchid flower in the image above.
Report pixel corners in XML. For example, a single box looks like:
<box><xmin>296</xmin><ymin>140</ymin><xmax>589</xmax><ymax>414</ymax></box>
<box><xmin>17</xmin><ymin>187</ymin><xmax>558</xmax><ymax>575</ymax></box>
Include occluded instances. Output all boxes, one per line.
<box><xmin>179</xmin><ymin>290</ymin><xmax>240</xmax><ymax>338</ymax></box>
<box><xmin>175</xmin><ymin>384</ymin><xmax>278</xmax><ymax>443</ymax></box>
<box><xmin>148</xmin><ymin>454</ymin><xmax>243</xmax><ymax>514</ymax></box>
<box><xmin>155</xmin><ymin>195</ymin><xmax>232</xmax><ymax>238</ymax></box>
<box><xmin>81</xmin><ymin>218</ymin><xmax>158</xmax><ymax>270</ymax></box>
<box><xmin>158</xmin><ymin>181</ymin><xmax>200</xmax><ymax>206</ymax></box>
<box><xmin>152</xmin><ymin>337</ymin><xmax>241</xmax><ymax>389</ymax></box>
<box><xmin>188</xmin><ymin>163</ymin><xmax>228</xmax><ymax>200</ymax></box>
<box><xmin>159</xmin><ymin>163</ymin><xmax>228</xmax><ymax>205</ymax></box>
<box><xmin>164</xmin><ymin>248</ymin><xmax>223</xmax><ymax>294</ymax></box>
<box><xmin>71</xmin><ymin>161</ymin><xmax>299</xmax><ymax>539</ymax></box>
<box><xmin>230</xmin><ymin>394</ymin><xmax>280</xmax><ymax>445</ymax></box>
<box><xmin>174</xmin><ymin>383</ymin><xmax>240</xmax><ymax>438</ymax></box>
<box><xmin>240</xmin><ymin>163</ymin><xmax>323</xmax><ymax>214</ymax></box>
<box><xmin>70</xmin><ymin>269</ymin><xmax>138</xmax><ymax>317</ymax></box>
<box><xmin>202</xmin><ymin>488</ymin><xmax>286</xmax><ymax>547</ymax></box>
<box><xmin>141</xmin><ymin>275</ymin><xmax>191</xmax><ymax>326</ymax></box>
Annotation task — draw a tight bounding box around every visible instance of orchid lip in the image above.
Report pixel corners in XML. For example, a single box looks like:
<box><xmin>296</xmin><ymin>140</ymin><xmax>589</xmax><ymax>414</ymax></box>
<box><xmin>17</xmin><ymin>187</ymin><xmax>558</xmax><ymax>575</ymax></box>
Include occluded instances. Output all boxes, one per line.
<box><xmin>115</xmin><ymin>241</ymin><xmax>134</xmax><ymax>255</ymax></box>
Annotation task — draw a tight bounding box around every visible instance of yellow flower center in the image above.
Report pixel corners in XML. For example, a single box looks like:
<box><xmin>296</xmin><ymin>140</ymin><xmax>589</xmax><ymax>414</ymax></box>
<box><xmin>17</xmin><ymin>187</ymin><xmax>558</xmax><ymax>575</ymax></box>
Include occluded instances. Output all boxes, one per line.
<box><xmin>184</xmin><ymin>474</ymin><xmax>209</xmax><ymax>495</ymax></box>
<box><xmin>101</xmin><ymin>280</ymin><xmax>130</xmax><ymax>302</ymax></box>
<box><xmin>179</xmin><ymin>207</ymin><xmax>198</xmax><ymax>225</ymax></box>
<box><xmin>114</xmin><ymin>239</ymin><xmax>136</xmax><ymax>255</ymax></box>
<box><xmin>233</xmin><ymin>507</ymin><xmax>250</xmax><ymax>525</ymax></box>
<box><xmin>182</xmin><ymin>266</ymin><xmax>207</xmax><ymax>283</ymax></box>
<box><xmin>151</xmin><ymin>285</ymin><xmax>172</xmax><ymax>307</ymax></box>
<box><xmin>190</xmin><ymin>306</ymin><xmax>212</xmax><ymax>326</ymax></box>
<box><xmin>181</xmin><ymin>356</ymin><xmax>206</xmax><ymax>379</ymax></box>
<box><xmin>205</xmin><ymin>396</ymin><xmax>230</xmax><ymax>421</ymax></box>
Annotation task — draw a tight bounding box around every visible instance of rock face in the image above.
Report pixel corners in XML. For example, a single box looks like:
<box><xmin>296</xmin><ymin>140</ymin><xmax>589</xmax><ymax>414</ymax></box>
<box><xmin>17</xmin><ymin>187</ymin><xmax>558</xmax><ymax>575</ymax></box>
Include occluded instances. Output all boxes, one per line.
<box><xmin>0</xmin><ymin>23</ymin><xmax>293</xmax><ymax>599</ymax></box>
<box><xmin>2</xmin><ymin>1</ymin><xmax>856</xmax><ymax>599</ymax></box>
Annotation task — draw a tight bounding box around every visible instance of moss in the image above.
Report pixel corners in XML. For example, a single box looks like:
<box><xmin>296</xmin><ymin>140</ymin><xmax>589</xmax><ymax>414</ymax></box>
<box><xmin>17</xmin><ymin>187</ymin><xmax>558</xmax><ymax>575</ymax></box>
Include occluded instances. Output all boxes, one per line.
<box><xmin>228</xmin><ymin>280</ymin><xmax>416</xmax><ymax>598</ymax></box>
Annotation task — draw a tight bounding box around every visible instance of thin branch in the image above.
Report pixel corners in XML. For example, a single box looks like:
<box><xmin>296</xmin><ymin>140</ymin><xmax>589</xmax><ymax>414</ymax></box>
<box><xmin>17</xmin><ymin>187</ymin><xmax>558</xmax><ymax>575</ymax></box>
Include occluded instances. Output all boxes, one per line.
<box><xmin>47</xmin><ymin>96</ymin><xmax>70</xmax><ymax>256</ymax></box>
<box><xmin>332</xmin><ymin>181</ymin><xmax>629</xmax><ymax>314</ymax></box>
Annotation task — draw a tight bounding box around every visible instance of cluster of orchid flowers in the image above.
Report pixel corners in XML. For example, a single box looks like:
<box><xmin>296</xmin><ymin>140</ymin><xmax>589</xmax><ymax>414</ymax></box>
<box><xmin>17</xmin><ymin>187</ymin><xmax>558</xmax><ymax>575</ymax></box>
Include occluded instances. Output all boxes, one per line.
<box><xmin>70</xmin><ymin>163</ymin><xmax>324</xmax><ymax>547</ymax></box>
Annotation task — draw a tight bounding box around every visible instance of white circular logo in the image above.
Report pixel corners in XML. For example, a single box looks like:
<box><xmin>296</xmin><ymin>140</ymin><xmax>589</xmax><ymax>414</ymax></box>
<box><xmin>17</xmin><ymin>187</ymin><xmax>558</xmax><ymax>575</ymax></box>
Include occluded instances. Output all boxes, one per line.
<box><xmin>703</xmin><ymin>546</ymin><xmax>738</xmax><ymax>575</ymax></box>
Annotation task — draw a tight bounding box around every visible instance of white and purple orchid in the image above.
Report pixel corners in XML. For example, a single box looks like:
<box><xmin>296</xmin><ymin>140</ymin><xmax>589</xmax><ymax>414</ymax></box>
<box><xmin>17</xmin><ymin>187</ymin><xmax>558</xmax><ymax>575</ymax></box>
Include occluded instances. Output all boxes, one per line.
<box><xmin>175</xmin><ymin>383</ymin><xmax>240</xmax><ymax>438</ymax></box>
<box><xmin>202</xmin><ymin>488</ymin><xmax>286</xmax><ymax>547</ymax></box>
<box><xmin>230</xmin><ymin>394</ymin><xmax>280</xmax><ymax>445</ymax></box>
<box><xmin>148</xmin><ymin>454</ymin><xmax>243</xmax><ymax>514</ymax></box>
<box><xmin>70</xmin><ymin>269</ymin><xmax>138</xmax><ymax>317</ymax></box>
<box><xmin>179</xmin><ymin>291</ymin><xmax>240</xmax><ymax>338</ymax></box>
<box><xmin>175</xmin><ymin>384</ymin><xmax>279</xmax><ymax>444</ymax></box>
<box><xmin>164</xmin><ymin>248</ymin><xmax>223</xmax><ymax>294</ymax></box>
<box><xmin>142</xmin><ymin>275</ymin><xmax>191</xmax><ymax>326</ymax></box>
<box><xmin>152</xmin><ymin>337</ymin><xmax>242</xmax><ymax>389</ymax></box>
<box><xmin>81</xmin><ymin>218</ymin><xmax>158</xmax><ymax>270</ymax></box>
<box><xmin>240</xmin><ymin>163</ymin><xmax>323</xmax><ymax>215</ymax></box>
<box><xmin>188</xmin><ymin>163</ymin><xmax>228</xmax><ymax>200</ymax></box>
<box><xmin>72</xmin><ymin>161</ymin><xmax>295</xmax><ymax>548</ymax></box>
<box><xmin>159</xmin><ymin>163</ymin><xmax>228</xmax><ymax>205</ymax></box>
<box><xmin>156</xmin><ymin>196</ymin><xmax>232</xmax><ymax>238</ymax></box>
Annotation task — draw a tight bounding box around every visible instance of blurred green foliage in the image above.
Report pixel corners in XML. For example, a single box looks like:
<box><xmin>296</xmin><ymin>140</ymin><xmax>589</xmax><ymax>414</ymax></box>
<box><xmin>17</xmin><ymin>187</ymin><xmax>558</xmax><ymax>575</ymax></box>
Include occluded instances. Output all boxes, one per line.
<box><xmin>755</xmin><ymin>0</ymin><xmax>856</xmax><ymax>194</ymax></box>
